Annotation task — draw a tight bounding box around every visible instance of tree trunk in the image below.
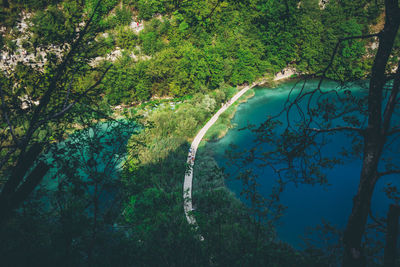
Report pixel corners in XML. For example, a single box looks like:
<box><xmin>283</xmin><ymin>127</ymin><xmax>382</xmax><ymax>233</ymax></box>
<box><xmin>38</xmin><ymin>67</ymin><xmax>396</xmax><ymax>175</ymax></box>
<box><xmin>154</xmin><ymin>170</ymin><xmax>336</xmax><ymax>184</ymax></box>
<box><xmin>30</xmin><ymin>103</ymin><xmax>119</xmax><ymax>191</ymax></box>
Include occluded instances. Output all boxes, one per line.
<box><xmin>342</xmin><ymin>1</ymin><xmax>400</xmax><ymax>266</ymax></box>
<box><xmin>0</xmin><ymin>162</ymin><xmax>49</xmax><ymax>226</ymax></box>
<box><xmin>342</xmin><ymin>166</ymin><xmax>378</xmax><ymax>266</ymax></box>
<box><xmin>384</xmin><ymin>204</ymin><xmax>400</xmax><ymax>267</ymax></box>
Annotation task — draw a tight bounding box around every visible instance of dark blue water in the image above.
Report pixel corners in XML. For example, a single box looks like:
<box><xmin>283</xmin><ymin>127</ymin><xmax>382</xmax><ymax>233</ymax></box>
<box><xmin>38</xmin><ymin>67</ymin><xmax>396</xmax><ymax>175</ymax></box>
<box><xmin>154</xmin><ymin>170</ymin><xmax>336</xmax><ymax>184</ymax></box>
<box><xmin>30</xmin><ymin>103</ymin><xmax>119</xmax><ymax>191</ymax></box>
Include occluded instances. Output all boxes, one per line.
<box><xmin>207</xmin><ymin>80</ymin><xmax>400</xmax><ymax>247</ymax></box>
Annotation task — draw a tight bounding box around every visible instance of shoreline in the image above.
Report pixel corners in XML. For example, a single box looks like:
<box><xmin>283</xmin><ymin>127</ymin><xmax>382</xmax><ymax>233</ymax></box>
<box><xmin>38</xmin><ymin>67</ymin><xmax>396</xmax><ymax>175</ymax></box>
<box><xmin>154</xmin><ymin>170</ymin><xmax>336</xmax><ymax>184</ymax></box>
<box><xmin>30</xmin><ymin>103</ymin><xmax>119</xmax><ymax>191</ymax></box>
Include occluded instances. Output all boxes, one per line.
<box><xmin>183</xmin><ymin>79</ymin><xmax>269</xmax><ymax>227</ymax></box>
<box><xmin>203</xmin><ymin>88</ymin><xmax>255</xmax><ymax>142</ymax></box>
<box><xmin>183</xmin><ymin>71</ymin><xmax>296</xmax><ymax>228</ymax></box>
<box><xmin>203</xmin><ymin>71</ymin><xmax>297</xmax><ymax>143</ymax></box>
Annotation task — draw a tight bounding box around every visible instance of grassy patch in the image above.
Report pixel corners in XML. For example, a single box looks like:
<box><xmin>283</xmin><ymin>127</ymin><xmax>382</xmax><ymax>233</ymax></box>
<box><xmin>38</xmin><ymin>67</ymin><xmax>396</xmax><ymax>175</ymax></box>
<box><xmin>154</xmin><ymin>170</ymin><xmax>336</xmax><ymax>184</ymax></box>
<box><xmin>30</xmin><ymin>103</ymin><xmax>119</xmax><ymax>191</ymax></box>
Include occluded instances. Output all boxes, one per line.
<box><xmin>203</xmin><ymin>88</ymin><xmax>255</xmax><ymax>141</ymax></box>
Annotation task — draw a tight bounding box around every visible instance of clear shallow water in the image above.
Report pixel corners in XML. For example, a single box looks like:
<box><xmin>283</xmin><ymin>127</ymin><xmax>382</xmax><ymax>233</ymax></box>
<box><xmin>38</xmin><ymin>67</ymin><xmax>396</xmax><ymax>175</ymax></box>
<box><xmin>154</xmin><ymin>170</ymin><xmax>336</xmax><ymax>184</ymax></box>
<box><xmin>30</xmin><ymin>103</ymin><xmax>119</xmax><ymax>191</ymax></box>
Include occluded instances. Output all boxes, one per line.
<box><xmin>206</xmin><ymin>80</ymin><xmax>400</xmax><ymax>247</ymax></box>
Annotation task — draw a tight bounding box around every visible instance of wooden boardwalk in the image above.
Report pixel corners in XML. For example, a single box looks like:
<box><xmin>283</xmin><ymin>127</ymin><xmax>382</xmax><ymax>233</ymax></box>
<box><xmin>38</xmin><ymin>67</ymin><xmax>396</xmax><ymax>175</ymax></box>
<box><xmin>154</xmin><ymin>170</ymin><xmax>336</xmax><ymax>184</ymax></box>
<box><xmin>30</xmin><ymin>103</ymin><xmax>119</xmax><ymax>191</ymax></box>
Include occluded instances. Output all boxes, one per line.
<box><xmin>183</xmin><ymin>72</ymin><xmax>294</xmax><ymax>231</ymax></box>
<box><xmin>183</xmin><ymin>82</ymin><xmax>257</xmax><ymax>226</ymax></box>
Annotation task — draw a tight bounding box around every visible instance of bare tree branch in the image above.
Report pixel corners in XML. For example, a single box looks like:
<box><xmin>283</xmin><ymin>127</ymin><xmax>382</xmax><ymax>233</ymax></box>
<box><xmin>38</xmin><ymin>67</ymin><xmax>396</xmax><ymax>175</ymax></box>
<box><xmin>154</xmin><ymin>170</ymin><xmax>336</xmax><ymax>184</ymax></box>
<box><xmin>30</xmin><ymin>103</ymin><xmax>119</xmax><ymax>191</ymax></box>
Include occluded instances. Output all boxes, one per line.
<box><xmin>317</xmin><ymin>32</ymin><xmax>381</xmax><ymax>90</ymax></box>
<box><xmin>63</xmin><ymin>68</ymin><xmax>77</xmax><ymax>109</ymax></box>
<box><xmin>23</xmin><ymin>0</ymin><xmax>103</xmax><ymax>149</ymax></box>
<box><xmin>388</xmin><ymin>127</ymin><xmax>400</xmax><ymax>136</ymax></box>
<box><xmin>378</xmin><ymin>169</ymin><xmax>400</xmax><ymax>177</ymax></box>
<box><xmin>40</xmin><ymin>64</ymin><xmax>112</xmax><ymax>124</ymax></box>
<box><xmin>307</xmin><ymin>126</ymin><xmax>365</xmax><ymax>135</ymax></box>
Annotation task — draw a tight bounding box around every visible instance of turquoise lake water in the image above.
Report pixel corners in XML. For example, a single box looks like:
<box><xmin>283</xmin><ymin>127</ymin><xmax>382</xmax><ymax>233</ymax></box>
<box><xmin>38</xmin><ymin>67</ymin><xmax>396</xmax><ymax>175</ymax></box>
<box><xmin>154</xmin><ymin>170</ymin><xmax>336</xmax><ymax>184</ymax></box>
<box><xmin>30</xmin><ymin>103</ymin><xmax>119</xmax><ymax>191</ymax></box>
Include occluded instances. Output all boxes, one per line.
<box><xmin>40</xmin><ymin>120</ymin><xmax>136</xmax><ymax>209</ymax></box>
<box><xmin>206</xmin><ymin>79</ymin><xmax>400</xmax><ymax>247</ymax></box>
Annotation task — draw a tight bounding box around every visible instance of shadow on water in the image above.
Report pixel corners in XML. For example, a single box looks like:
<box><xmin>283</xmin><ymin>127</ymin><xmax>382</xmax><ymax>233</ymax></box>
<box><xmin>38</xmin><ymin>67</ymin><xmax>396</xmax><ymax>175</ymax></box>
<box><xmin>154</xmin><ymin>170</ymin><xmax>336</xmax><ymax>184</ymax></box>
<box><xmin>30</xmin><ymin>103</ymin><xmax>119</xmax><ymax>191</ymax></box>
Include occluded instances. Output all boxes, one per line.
<box><xmin>0</xmin><ymin>119</ymin><xmax>140</xmax><ymax>266</ymax></box>
<box><xmin>124</xmin><ymin>141</ymin><xmax>326</xmax><ymax>267</ymax></box>
<box><xmin>0</xmin><ymin>123</ymin><xmax>330</xmax><ymax>266</ymax></box>
<box><xmin>41</xmin><ymin>120</ymin><xmax>137</xmax><ymax>214</ymax></box>
<box><xmin>203</xmin><ymin>79</ymin><xmax>400</xmax><ymax>260</ymax></box>
<box><xmin>6</xmin><ymin>80</ymin><xmax>386</xmax><ymax>265</ymax></box>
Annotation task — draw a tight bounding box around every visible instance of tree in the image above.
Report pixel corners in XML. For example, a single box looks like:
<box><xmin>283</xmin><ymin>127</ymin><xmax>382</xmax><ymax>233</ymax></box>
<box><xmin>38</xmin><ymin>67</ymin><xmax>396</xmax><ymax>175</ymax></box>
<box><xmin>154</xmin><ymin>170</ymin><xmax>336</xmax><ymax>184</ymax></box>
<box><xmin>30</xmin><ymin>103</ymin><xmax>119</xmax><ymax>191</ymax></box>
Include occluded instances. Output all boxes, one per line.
<box><xmin>47</xmin><ymin>117</ymin><xmax>136</xmax><ymax>265</ymax></box>
<box><xmin>231</xmin><ymin>0</ymin><xmax>400</xmax><ymax>265</ymax></box>
<box><xmin>0</xmin><ymin>0</ymin><xmax>117</xmax><ymax>226</ymax></box>
<box><xmin>341</xmin><ymin>1</ymin><xmax>400</xmax><ymax>265</ymax></box>
<box><xmin>0</xmin><ymin>117</ymin><xmax>136</xmax><ymax>266</ymax></box>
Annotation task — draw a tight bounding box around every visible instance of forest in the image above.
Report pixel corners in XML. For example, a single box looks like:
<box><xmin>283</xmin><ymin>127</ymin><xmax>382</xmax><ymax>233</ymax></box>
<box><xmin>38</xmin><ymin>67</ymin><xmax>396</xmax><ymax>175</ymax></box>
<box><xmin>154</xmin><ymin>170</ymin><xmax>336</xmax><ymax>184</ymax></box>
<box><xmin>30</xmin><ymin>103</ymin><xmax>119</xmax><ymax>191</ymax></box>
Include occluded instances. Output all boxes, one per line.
<box><xmin>0</xmin><ymin>0</ymin><xmax>399</xmax><ymax>266</ymax></box>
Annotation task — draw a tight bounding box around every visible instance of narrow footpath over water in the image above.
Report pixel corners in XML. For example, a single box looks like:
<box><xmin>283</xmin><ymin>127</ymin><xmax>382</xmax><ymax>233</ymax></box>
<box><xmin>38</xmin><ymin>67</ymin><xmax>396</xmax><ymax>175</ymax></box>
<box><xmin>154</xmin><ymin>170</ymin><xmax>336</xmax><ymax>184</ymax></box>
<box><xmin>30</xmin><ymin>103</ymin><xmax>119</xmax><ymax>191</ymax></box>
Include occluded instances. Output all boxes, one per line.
<box><xmin>183</xmin><ymin>70</ymin><xmax>294</xmax><ymax>227</ymax></box>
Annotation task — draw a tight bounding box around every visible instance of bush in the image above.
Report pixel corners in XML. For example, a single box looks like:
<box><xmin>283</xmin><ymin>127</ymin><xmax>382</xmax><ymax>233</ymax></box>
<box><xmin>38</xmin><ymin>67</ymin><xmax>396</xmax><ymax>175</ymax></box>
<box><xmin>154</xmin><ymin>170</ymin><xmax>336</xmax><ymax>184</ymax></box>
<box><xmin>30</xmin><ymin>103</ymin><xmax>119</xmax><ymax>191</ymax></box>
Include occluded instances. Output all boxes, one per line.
<box><xmin>139</xmin><ymin>31</ymin><xmax>164</xmax><ymax>55</ymax></box>
<box><xmin>115</xmin><ymin>6</ymin><xmax>132</xmax><ymax>26</ymax></box>
<box><xmin>115</xmin><ymin>27</ymin><xmax>138</xmax><ymax>50</ymax></box>
<box><xmin>137</xmin><ymin>0</ymin><xmax>166</xmax><ymax>20</ymax></box>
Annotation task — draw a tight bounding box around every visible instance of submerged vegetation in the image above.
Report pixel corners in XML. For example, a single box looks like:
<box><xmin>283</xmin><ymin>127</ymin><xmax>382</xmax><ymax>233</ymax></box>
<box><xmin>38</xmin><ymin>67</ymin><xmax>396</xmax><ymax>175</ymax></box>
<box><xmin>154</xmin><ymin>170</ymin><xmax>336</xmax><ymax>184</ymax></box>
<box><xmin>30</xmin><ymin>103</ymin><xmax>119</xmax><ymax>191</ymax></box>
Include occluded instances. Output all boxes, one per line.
<box><xmin>1</xmin><ymin>0</ymin><xmax>399</xmax><ymax>266</ymax></box>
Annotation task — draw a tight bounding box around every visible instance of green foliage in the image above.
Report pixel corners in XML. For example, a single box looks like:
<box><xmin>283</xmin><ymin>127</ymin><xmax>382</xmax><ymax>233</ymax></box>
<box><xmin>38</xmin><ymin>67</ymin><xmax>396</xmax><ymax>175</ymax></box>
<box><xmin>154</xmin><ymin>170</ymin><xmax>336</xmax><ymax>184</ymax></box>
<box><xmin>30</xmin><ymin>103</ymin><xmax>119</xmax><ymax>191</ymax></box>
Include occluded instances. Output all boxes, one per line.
<box><xmin>115</xmin><ymin>6</ymin><xmax>132</xmax><ymax>25</ymax></box>
<box><xmin>291</xmin><ymin>0</ymin><xmax>381</xmax><ymax>79</ymax></box>
<box><xmin>121</xmin><ymin>93</ymin><xmax>330</xmax><ymax>265</ymax></box>
<box><xmin>0</xmin><ymin>0</ymin><xmax>389</xmax><ymax>265</ymax></box>
<box><xmin>102</xmin><ymin>56</ymin><xmax>152</xmax><ymax>104</ymax></box>
<box><xmin>114</xmin><ymin>26</ymin><xmax>138</xmax><ymax>50</ymax></box>
<box><xmin>136</xmin><ymin>0</ymin><xmax>166</xmax><ymax>20</ymax></box>
<box><xmin>231</xmin><ymin>48</ymin><xmax>259</xmax><ymax>85</ymax></box>
<box><xmin>139</xmin><ymin>30</ymin><xmax>164</xmax><ymax>55</ymax></box>
<box><xmin>295</xmin><ymin>5</ymin><xmax>326</xmax><ymax>73</ymax></box>
<box><xmin>0</xmin><ymin>118</ymin><xmax>138</xmax><ymax>266</ymax></box>
<box><xmin>31</xmin><ymin>5</ymin><xmax>69</xmax><ymax>45</ymax></box>
<box><xmin>332</xmin><ymin>19</ymin><xmax>368</xmax><ymax>80</ymax></box>
<box><xmin>178</xmin><ymin>20</ymin><xmax>188</xmax><ymax>33</ymax></box>
<box><xmin>96</xmin><ymin>0</ymin><xmax>381</xmax><ymax>100</ymax></box>
<box><xmin>0</xmin><ymin>0</ymin><xmax>61</xmax><ymax>27</ymax></box>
